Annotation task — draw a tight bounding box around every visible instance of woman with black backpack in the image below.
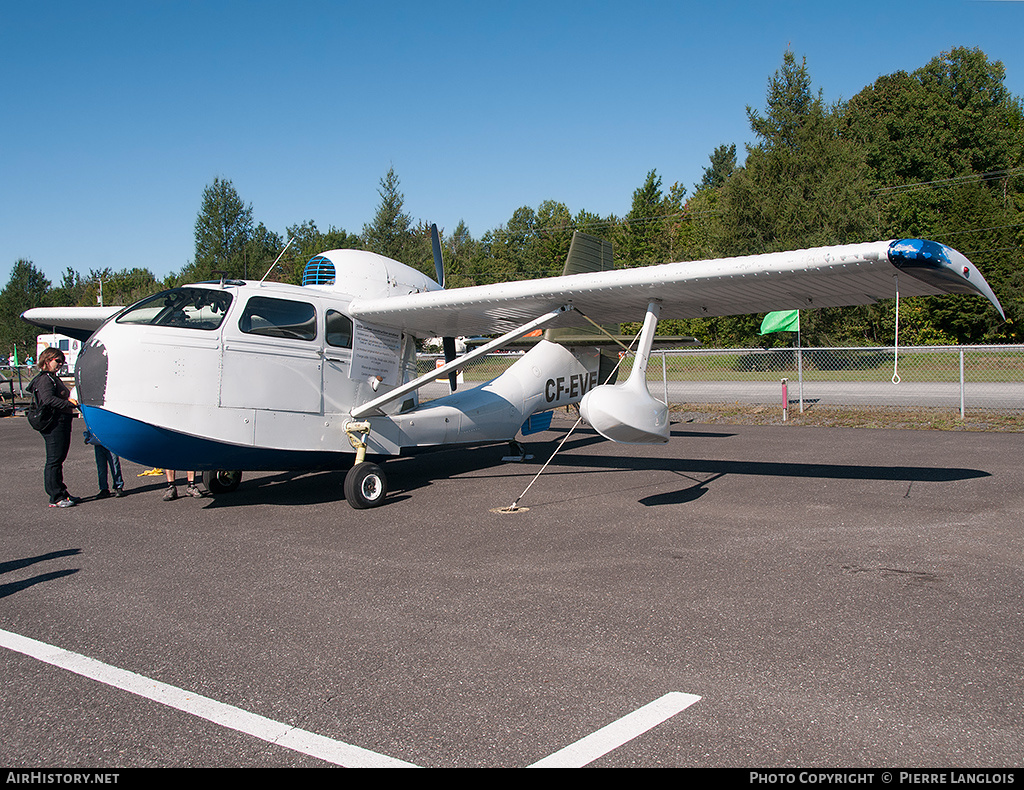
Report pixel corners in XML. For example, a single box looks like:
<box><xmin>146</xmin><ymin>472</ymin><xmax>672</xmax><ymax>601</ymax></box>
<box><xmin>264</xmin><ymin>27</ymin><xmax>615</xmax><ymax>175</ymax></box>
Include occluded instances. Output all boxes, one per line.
<box><xmin>30</xmin><ymin>347</ymin><xmax>80</xmax><ymax>508</ymax></box>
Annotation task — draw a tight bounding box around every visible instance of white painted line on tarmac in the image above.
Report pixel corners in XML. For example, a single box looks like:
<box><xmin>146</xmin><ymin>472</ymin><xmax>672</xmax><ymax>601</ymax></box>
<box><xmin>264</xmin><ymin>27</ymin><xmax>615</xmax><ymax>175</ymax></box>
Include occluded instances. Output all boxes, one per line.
<box><xmin>528</xmin><ymin>692</ymin><xmax>702</xmax><ymax>768</ymax></box>
<box><xmin>3</xmin><ymin>628</ymin><xmax>700</xmax><ymax>768</ymax></box>
<box><xmin>0</xmin><ymin>628</ymin><xmax>417</xmax><ymax>768</ymax></box>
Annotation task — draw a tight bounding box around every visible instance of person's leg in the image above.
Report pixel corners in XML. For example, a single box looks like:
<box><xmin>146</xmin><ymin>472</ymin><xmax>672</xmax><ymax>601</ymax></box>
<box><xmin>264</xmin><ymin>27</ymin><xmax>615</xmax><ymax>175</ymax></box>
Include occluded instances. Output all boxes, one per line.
<box><xmin>163</xmin><ymin>469</ymin><xmax>178</xmax><ymax>500</ymax></box>
<box><xmin>43</xmin><ymin>429</ymin><xmax>63</xmax><ymax>503</ymax></box>
<box><xmin>44</xmin><ymin>416</ymin><xmax>73</xmax><ymax>504</ymax></box>
<box><xmin>111</xmin><ymin>452</ymin><xmax>124</xmax><ymax>493</ymax></box>
<box><xmin>94</xmin><ymin>446</ymin><xmax>109</xmax><ymax>493</ymax></box>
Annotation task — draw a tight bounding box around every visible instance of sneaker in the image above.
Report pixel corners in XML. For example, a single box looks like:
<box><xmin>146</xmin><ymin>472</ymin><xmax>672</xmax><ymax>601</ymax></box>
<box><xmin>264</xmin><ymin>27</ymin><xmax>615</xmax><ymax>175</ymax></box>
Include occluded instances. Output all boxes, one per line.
<box><xmin>114</xmin><ymin>488</ymin><xmax>125</xmax><ymax>498</ymax></box>
<box><xmin>97</xmin><ymin>489</ymin><xmax>111</xmax><ymax>499</ymax></box>
<box><xmin>49</xmin><ymin>498</ymin><xmax>76</xmax><ymax>508</ymax></box>
<box><xmin>163</xmin><ymin>486</ymin><xmax>178</xmax><ymax>501</ymax></box>
<box><xmin>185</xmin><ymin>483</ymin><xmax>204</xmax><ymax>498</ymax></box>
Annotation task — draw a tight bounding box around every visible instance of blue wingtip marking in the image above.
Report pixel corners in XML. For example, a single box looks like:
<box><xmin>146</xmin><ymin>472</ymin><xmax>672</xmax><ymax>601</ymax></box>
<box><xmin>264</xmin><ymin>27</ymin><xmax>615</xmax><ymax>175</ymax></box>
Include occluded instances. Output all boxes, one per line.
<box><xmin>888</xmin><ymin>239</ymin><xmax>952</xmax><ymax>267</ymax></box>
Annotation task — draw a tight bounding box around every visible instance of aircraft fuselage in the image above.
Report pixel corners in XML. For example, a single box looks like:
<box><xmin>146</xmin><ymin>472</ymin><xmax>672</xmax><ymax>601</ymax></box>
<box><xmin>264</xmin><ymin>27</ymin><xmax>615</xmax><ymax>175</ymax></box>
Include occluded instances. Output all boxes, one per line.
<box><xmin>76</xmin><ymin>270</ymin><xmax>598</xmax><ymax>473</ymax></box>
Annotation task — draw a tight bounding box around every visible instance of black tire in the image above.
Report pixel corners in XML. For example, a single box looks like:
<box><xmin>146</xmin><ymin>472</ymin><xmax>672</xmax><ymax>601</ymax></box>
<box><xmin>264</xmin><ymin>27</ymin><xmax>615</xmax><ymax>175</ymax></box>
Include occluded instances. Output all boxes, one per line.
<box><xmin>344</xmin><ymin>462</ymin><xmax>387</xmax><ymax>509</ymax></box>
<box><xmin>203</xmin><ymin>469</ymin><xmax>242</xmax><ymax>494</ymax></box>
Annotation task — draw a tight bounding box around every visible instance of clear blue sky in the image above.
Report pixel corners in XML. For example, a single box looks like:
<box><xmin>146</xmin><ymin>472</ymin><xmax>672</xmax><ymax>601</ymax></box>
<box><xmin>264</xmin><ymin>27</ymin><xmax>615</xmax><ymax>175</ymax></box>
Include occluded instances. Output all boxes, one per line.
<box><xmin>3</xmin><ymin>0</ymin><xmax>1023</xmax><ymax>287</ymax></box>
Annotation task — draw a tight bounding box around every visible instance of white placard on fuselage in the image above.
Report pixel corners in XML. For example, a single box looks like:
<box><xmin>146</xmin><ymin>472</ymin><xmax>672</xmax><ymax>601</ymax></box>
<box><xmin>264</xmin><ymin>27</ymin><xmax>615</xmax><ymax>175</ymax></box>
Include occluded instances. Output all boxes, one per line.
<box><xmin>351</xmin><ymin>321</ymin><xmax>402</xmax><ymax>386</ymax></box>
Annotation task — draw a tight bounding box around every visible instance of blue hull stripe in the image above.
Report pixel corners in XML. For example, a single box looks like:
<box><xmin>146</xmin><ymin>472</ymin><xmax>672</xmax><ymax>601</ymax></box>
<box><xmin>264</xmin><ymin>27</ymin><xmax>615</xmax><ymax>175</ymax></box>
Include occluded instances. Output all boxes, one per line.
<box><xmin>81</xmin><ymin>406</ymin><xmax>352</xmax><ymax>472</ymax></box>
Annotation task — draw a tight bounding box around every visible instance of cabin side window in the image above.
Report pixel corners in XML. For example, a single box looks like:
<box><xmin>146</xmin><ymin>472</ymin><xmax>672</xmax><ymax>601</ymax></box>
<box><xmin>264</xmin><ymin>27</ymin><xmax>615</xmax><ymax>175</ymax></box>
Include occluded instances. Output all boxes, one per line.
<box><xmin>116</xmin><ymin>288</ymin><xmax>233</xmax><ymax>330</ymax></box>
<box><xmin>239</xmin><ymin>296</ymin><xmax>317</xmax><ymax>341</ymax></box>
<box><xmin>326</xmin><ymin>310</ymin><xmax>353</xmax><ymax>349</ymax></box>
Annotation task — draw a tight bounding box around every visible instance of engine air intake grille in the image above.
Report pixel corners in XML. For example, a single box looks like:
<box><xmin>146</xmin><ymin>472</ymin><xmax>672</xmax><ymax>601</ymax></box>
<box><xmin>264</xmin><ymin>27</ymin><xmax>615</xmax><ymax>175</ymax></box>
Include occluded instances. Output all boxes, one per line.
<box><xmin>302</xmin><ymin>256</ymin><xmax>336</xmax><ymax>286</ymax></box>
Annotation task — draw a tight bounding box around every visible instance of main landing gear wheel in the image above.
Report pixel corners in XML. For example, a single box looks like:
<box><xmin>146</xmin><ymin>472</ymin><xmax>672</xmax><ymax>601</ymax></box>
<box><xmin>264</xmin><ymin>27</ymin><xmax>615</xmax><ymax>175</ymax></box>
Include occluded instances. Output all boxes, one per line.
<box><xmin>203</xmin><ymin>469</ymin><xmax>242</xmax><ymax>494</ymax></box>
<box><xmin>344</xmin><ymin>462</ymin><xmax>387</xmax><ymax>509</ymax></box>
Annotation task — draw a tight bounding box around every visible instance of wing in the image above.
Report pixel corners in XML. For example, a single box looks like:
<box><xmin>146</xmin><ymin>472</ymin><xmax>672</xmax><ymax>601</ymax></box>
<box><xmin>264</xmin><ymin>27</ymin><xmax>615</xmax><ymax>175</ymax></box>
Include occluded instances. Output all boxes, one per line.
<box><xmin>349</xmin><ymin>239</ymin><xmax>1004</xmax><ymax>337</ymax></box>
<box><xmin>21</xmin><ymin>306</ymin><xmax>123</xmax><ymax>341</ymax></box>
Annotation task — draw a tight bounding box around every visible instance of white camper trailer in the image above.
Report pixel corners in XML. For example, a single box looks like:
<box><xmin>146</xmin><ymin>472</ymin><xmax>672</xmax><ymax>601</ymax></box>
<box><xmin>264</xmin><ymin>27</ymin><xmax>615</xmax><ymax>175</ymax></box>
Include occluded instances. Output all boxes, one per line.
<box><xmin>35</xmin><ymin>333</ymin><xmax>82</xmax><ymax>372</ymax></box>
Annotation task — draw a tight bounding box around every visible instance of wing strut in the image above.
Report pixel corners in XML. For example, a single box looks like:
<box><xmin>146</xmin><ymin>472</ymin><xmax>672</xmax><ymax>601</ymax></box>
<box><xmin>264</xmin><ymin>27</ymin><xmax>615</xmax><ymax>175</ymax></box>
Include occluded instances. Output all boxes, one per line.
<box><xmin>500</xmin><ymin>312</ymin><xmax>648</xmax><ymax>513</ymax></box>
<box><xmin>349</xmin><ymin>304</ymin><xmax>573</xmax><ymax>419</ymax></box>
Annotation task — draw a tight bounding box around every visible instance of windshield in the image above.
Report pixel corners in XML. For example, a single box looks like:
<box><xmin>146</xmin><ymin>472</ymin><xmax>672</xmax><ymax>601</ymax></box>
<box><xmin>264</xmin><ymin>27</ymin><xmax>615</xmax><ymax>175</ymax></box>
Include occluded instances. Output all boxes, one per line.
<box><xmin>116</xmin><ymin>288</ymin><xmax>234</xmax><ymax>330</ymax></box>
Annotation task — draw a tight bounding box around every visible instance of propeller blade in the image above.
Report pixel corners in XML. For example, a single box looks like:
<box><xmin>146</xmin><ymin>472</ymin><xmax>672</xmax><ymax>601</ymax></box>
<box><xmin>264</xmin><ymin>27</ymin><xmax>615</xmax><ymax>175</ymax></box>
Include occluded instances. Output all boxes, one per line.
<box><xmin>431</xmin><ymin>223</ymin><xmax>457</xmax><ymax>390</ymax></box>
<box><xmin>442</xmin><ymin>337</ymin><xmax>458</xmax><ymax>391</ymax></box>
<box><xmin>430</xmin><ymin>223</ymin><xmax>445</xmax><ymax>289</ymax></box>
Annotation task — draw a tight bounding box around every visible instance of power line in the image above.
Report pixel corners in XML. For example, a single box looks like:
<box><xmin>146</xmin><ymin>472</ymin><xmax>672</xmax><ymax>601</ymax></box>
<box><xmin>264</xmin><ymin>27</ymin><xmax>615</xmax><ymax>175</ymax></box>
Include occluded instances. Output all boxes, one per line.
<box><xmin>873</xmin><ymin>167</ymin><xmax>1024</xmax><ymax>196</ymax></box>
<box><xmin>517</xmin><ymin>166</ymin><xmax>1024</xmax><ymax>239</ymax></box>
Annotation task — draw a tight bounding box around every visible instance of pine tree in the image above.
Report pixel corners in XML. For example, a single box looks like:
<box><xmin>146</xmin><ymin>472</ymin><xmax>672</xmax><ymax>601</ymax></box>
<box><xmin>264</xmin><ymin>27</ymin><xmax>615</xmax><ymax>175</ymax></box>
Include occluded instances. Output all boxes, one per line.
<box><xmin>188</xmin><ymin>177</ymin><xmax>255</xmax><ymax>280</ymax></box>
<box><xmin>616</xmin><ymin>170</ymin><xmax>684</xmax><ymax>266</ymax></box>
<box><xmin>696</xmin><ymin>144</ymin><xmax>737</xmax><ymax>192</ymax></box>
<box><xmin>362</xmin><ymin>166</ymin><xmax>413</xmax><ymax>261</ymax></box>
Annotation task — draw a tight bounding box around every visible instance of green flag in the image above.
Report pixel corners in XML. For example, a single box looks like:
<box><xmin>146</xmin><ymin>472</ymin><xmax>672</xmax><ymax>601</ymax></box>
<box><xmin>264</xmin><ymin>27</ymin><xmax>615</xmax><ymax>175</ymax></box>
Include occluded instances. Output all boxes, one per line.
<box><xmin>760</xmin><ymin>310</ymin><xmax>799</xmax><ymax>334</ymax></box>
<box><xmin>11</xmin><ymin>346</ymin><xmax>18</xmax><ymax>366</ymax></box>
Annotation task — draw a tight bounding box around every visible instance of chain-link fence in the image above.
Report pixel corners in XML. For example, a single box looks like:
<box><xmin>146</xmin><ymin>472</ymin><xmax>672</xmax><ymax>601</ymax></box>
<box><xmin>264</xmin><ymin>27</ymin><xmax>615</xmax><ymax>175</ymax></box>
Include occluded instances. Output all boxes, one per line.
<box><xmin>417</xmin><ymin>345</ymin><xmax>1024</xmax><ymax>418</ymax></box>
<box><xmin>0</xmin><ymin>366</ymin><xmax>32</xmax><ymax>416</ymax></box>
<box><xmin>6</xmin><ymin>347</ymin><xmax>1020</xmax><ymax>423</ymax></box>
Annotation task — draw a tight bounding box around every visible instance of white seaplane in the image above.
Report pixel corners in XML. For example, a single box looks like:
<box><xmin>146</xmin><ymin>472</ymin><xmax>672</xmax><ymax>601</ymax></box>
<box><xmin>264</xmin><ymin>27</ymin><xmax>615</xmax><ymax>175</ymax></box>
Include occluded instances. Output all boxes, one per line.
<box><xmin>23</xmin><ymin>230</ymin><xmax>1004</xmax><ymax>508</ymax></box>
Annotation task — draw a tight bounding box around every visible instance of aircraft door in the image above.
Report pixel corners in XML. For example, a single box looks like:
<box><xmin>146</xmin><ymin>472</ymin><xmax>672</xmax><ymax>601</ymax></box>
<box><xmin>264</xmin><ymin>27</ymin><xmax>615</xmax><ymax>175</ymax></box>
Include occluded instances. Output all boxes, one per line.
<box><xmin>220</xmin><ymin>295</ymin><xmax>323</xmax><ymax>413</ymax></box>
<box><xmin>322</xmin><ymin>308</ymin><xmax>360</xmax><ymax>414</ymax></box>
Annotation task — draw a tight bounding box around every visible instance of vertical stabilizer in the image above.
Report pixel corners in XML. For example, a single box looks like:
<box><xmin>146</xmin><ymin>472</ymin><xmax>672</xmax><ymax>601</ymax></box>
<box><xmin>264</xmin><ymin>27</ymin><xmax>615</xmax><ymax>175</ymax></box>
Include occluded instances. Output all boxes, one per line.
<box><xmin>545</xmin><ymin>233</ymin><xmax>620</xmax><ymax>382</ymax></box>
<box><xmin>559</xmin><ymin>232</ymin><xmax>614</xmax><ymax>276</ymax></box>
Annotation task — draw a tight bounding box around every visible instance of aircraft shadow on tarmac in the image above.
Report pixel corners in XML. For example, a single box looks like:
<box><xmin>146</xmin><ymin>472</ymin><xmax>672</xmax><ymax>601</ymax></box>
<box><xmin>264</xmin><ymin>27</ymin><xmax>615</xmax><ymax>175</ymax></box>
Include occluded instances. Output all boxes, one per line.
<box><xmin>545</xmin><ymin>437</ymin><xmax>991</xmax><ymax>508</ymax></box>
<box><xmin>0</xmin><ymin>549</ymin><xmax>81</xmax><ymax>600</ymax></box>
<box><xmin>193</xmin><ymin>425</ymin><xmax>991</xmax><ymax>510</ymax></box>
<box><xmin>199</xmin><ymin>469</ymin><xmax>351</xmax><ymax>508</ymax></box>
<box><xmin>477</xmin><ymin>424</ymin><xmax>992</xmax><ymax>508</ymax></box>
<box><xmin>149</xmin><ymin>422</ymin><xmax>738</xmax><ymax>509</ymax></box>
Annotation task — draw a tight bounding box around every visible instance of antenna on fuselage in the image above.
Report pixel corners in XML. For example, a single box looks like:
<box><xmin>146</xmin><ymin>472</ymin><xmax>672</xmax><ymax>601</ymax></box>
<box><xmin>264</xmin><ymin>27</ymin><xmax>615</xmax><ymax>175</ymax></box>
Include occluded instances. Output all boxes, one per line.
<box><xmin>259</xmin><ymin>237</ymin><xmax>296</xmax><ymax>284</ymax></box>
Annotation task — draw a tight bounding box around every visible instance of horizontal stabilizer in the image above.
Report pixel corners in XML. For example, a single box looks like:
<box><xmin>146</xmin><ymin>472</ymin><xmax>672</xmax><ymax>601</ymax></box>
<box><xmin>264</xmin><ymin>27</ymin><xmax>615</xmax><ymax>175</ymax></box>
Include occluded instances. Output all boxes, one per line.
<box><xmin>506</xmin><ymin>332</ymin><xmax>700</xmax><ymax>349</ymax></box>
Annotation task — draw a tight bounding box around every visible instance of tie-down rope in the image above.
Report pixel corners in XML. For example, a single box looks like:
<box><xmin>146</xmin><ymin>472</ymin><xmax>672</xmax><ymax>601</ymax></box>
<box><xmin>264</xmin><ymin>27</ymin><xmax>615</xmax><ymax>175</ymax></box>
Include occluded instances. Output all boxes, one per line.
<box><xmin>893</xmin><ymin>275</ymin><xmax>901</xmax><ymax>384</ymax></box>
<box><xmin>498</xmin><ymin>312</ymin><xmax>642</xmax><ymax>513</ymax></box>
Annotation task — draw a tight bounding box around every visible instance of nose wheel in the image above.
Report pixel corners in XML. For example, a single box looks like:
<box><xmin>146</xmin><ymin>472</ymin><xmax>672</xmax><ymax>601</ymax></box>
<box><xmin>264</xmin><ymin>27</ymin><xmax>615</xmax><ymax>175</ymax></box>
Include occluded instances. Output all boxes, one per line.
<box><xmin>203</xmin><ymin>469</ymin><xmax>242</xmax><ymax>494</ymax></box>
<box><xmin>344</xmin><ymin>462</ymin><xmax>387</xmax><ymax>509</ymax></box>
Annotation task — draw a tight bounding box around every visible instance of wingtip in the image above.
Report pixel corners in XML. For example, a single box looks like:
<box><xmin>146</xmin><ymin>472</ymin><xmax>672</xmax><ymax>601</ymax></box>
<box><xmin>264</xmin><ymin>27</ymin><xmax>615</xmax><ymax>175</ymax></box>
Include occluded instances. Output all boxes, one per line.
<box><xmin>887</xmin><ymin>239</ymin><xmax>1005</xmax><ymax>320</ymax></box>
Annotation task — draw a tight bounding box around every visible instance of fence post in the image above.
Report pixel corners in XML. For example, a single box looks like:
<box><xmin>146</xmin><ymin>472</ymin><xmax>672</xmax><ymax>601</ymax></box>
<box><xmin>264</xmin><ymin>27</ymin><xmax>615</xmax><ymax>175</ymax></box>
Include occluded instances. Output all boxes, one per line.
<box><xmin>662</xmin><ymin>350</ymin><xmax>668</xmax><ymax>406</ymax></box>
<box><xmin>960</xmin><ymin>347</ymin><xmax>965</xmax><ymax>419</ymax></box>
<box><xmin>782</xmin><ymin>378</ymin><xmax>789</xmax><ymax>421</ymax></box>
<box><xmin>797</xmin><ymin>345</ymin><xmax>804</xmax><ymax>412</ymax></box>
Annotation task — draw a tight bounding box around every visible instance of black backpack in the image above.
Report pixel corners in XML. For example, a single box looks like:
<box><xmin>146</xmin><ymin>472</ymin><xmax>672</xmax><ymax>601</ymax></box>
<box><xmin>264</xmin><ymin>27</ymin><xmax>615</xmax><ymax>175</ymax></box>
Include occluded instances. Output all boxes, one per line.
<box><xmin>26</xmin><ymin>374</ymin><xmax>60</xmax><ymax>433</ymax></box>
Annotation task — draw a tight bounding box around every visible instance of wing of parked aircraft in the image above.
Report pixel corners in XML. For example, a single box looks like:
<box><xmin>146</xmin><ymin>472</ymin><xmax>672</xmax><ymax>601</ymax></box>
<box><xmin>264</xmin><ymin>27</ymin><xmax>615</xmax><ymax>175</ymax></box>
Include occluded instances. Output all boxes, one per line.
<box><xmin>346</xmin><ymin>239</ymin><xmax>1004</xmax><ymax>338</ymax></box>
<box><xmin>22</xmin><ymin>238</ymin><xmax>1003</xmax><ymax>343</ymax></box>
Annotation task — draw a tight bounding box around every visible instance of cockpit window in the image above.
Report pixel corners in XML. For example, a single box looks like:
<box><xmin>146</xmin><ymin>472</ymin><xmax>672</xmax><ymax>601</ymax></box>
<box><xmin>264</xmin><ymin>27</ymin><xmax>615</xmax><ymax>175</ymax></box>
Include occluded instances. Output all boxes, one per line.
<box><xmin>326</xmin><ymin>309</ymin><xmax>353</xmax><ymax>348</ymax></box>
<box><xmin>239</xmin><ymin>296</ymin><xmax>317</xmax><ymax>341</ymax></box>
<box><xmin>116</xmin><ymin>288</ymin><xmax>233</xmax><ymax>330</ymax></box>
